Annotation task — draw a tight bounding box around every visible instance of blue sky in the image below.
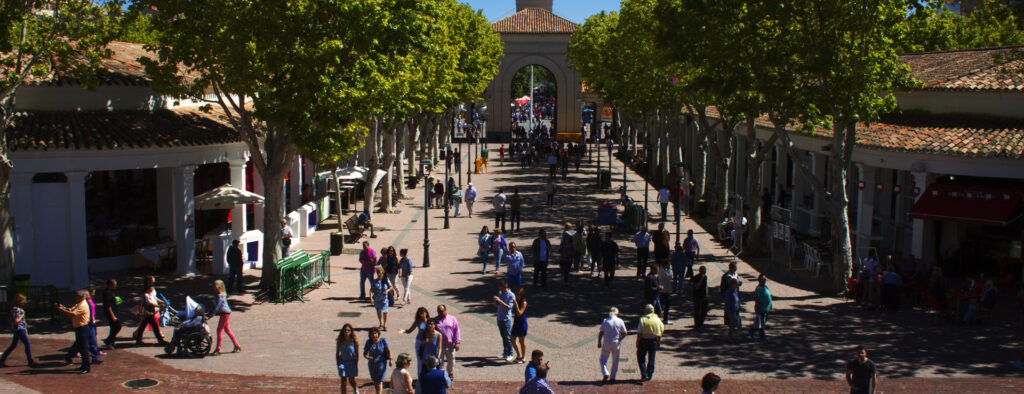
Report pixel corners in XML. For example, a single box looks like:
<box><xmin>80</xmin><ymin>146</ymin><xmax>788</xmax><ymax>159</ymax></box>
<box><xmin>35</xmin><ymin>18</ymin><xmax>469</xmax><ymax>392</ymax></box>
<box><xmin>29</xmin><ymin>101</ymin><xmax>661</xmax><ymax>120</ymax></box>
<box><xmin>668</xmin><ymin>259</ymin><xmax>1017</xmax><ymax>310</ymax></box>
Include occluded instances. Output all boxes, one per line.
<box><xmin>462</xmin><ymin>0</ymin><xmax>621</xmax><ymax>24</ymax></box>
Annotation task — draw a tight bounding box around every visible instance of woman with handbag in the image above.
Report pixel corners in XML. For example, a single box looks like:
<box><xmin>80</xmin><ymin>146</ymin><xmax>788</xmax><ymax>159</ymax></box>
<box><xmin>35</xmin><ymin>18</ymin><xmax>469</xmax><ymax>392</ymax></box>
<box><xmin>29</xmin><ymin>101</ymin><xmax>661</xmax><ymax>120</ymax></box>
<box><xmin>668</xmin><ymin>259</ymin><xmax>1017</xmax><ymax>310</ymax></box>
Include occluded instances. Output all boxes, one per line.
<box><xmin>132</xmin><ymin>277</ymin><xmax>167</xmax><ymax>346</ymax></box>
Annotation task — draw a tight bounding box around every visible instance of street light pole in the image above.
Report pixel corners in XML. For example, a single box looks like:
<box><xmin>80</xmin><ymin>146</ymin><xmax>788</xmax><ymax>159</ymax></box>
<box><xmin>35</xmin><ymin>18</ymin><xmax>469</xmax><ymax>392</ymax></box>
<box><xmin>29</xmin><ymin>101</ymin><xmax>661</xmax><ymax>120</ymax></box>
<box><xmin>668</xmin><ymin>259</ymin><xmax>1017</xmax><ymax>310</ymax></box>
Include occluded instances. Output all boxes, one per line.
<box><xmin>644</xmin><ymin>140</ymin><xmax>650</xmax><ymax>229</ymax></box>
<box><xmin>421</xmin><ymin>159</ymin><xmax>433</xmax><ymax>267</ymax></box>
<box><xmin>443</xmin><ymin>142</ymin><xmax>451</xmax><ymax>229</ymax></box>
<box><xmin>676</xmin><ymin>163</ymin><xmax>684</xmax><ymax>244</ymax></box>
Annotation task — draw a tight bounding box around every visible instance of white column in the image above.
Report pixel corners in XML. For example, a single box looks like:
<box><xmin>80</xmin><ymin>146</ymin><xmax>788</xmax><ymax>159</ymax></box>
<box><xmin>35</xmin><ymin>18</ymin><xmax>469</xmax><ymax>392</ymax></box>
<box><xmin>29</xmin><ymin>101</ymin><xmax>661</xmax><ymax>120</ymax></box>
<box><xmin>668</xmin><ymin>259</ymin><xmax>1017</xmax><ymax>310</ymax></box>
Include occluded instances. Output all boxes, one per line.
<box><xmin>66</xmin><ymin>171</ymin><xmax>90</xmax><ymax>289</ymax></box>
<box><xmin>855</xmin><ymin>164</ymin><xmax>876</xmax><ymax>255</ymax></box>
<box><xmin>229</xmin><ymin>160</ymin><xmax>247</xmax><ymax>237</ymax></box>
<box><xmin>174</xmin><ymin>165</ymin><xmax>197</xmax><ymax>276</ymax></box>
<box><xmin>10</xmin><ymin>172</ymin><xmax>34</xmax><ymax>276</ymax></box>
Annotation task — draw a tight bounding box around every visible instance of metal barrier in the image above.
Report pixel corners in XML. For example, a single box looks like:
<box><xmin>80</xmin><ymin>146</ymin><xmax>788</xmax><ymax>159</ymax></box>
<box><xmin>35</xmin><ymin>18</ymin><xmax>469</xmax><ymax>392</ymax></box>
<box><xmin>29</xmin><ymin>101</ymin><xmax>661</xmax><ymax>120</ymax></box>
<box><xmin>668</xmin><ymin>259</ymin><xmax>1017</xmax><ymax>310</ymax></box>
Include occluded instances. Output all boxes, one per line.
<box><xmin>274</xmin><ymin>250</ymin><xmax>331</xmax><ymax>303</ymax></box>
<box><xmin>1</xmin><ymin>285</ymin><xmax>60</xmax><ymax>324</ymax></box>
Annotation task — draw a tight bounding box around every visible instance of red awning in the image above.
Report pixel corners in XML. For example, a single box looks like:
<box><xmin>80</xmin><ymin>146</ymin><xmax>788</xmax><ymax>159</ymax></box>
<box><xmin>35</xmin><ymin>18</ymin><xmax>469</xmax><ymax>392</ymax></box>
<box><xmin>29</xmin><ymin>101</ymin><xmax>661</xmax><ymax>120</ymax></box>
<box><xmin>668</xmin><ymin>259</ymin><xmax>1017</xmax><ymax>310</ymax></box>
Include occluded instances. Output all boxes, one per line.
<box><xmin>908</xmin><ymin>184</ymin><xmax>1023</xmax><ymax>227</ymax></box>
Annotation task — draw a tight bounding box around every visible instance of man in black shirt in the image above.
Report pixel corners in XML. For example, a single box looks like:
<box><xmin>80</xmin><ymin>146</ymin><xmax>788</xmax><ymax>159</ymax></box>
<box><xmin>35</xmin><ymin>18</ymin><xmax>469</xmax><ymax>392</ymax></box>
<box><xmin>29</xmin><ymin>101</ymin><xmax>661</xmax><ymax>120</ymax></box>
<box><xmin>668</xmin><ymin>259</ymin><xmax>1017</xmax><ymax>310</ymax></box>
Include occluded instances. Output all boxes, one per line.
<box><xmin>227</xmin><ymin>240</ymin><xmax>244</xmax><ymax>294</ymax></box>
<box><xmin>846</xmin><ymin>345</ymin><xmax>876</xmax><ymax>394</ymax></box>
<box><xmin>601</xmin><ymin>232</ymin><xmax>619</xmax><ymax>287</ymax></box>
<box><xmin>102</xmin><ymin>279</ymin><xmax>120</xmax><ymax>348</ymax></box>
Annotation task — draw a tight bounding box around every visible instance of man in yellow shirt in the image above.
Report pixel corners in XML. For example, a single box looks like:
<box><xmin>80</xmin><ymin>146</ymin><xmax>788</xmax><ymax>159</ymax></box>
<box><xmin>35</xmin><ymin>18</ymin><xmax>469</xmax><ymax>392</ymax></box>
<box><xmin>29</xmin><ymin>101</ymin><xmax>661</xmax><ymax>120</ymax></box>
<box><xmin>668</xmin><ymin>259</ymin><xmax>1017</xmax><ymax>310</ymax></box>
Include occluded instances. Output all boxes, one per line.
<box><xmin>56</xmin><ymin>290</ymin><xmax>96</xmax><ymax>374</ymax></box>
<box><xmin>635</xmin><ymin>304</ymin><xmax>663</xmax><ymax>383</ymax></box>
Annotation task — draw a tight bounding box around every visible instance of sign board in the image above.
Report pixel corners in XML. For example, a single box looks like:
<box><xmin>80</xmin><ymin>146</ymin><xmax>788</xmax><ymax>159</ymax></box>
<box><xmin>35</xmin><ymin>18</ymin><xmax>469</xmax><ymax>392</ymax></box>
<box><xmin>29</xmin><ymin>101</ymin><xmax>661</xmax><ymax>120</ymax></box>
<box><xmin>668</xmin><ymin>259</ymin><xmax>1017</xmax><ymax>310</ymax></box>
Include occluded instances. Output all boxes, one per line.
<box><xmin>555</xmin><ymin>132</ymin><xmax>583</xmax><ymax>143</ymax></box>
<box><xmin>601</xmin><ymin>106</ymin><xmax>614</xmax><ymax>121</ymax></box>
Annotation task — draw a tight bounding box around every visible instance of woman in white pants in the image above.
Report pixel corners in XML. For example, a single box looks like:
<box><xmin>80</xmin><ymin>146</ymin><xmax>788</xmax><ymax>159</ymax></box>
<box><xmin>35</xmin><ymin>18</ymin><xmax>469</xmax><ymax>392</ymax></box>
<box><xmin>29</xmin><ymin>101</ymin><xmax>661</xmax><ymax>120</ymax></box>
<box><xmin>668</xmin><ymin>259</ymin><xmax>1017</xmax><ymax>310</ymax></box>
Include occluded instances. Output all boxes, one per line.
<box><xmin>598</xmin><ymin>307</ymin><xmax>628</xmax><ymax>383</ymax></box>
<box><xmin>399</xmin><ymin>249</ymin><xmax>414</xmax><ymax>303</ymax></box>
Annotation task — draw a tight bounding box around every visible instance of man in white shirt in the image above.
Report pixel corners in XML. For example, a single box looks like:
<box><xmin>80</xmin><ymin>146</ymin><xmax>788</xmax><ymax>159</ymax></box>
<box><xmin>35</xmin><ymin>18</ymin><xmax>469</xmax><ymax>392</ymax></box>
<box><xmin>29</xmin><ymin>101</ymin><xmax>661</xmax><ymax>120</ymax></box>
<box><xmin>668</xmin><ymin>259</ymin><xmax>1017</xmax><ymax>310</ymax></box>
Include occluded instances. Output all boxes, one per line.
<box><xmin>280</xmin><ymin>218</ymin><xmax>293</xmax><ymax>257</ymax></box>
<box><xmin>597</xmin><ymin>307</ymin><xmax>627</xmax><ymax>383</ymax></box>
<box><xmin>657</xmin><ymin>187</ymin><xmax>671</xmax><ymax>221</ymax></box>
<box><xmin>493</xmin><ymin>188</ymin><xmax>507</xmax><ymax>232</ymax></box>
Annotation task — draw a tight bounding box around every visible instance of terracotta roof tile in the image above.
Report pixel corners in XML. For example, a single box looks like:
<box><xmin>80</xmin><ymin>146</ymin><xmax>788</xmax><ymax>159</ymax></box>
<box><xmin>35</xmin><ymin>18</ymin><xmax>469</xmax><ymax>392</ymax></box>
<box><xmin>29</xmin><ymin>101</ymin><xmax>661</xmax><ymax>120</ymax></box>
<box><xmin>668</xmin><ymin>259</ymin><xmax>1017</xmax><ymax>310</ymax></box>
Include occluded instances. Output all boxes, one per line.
<box><xmin>21</xmin><ymin>41</ymin><xmax>155</xmax><ymax>87</ymax></box>
<box><xmin>492</xmin><ymin>8</ymin><xmax>576</xmax><ymax>34</ymax></box>
<box><xmin>899</xmin><ymin>46</ymin><xmax>1024</xmax><ymax>92</ymax></box>
<box><xmin>5</xmin><ymin>108</ymin><xmax>240</xmax><ymax>152</ymax></box>
<box><xmin>698</xmin><ymin>107</ymin><xmax>1024</xmax><ymax>160</ymax></box>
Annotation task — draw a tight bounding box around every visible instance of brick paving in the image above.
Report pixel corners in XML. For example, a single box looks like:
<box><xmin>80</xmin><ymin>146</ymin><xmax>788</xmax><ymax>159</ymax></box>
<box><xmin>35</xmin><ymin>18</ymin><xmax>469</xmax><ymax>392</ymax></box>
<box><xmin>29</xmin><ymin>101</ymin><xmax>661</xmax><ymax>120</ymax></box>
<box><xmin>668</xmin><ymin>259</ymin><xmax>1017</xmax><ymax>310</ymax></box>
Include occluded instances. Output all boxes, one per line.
<box><xmin>7</xmin><ymin>145</ymin><xmax>1024</xmax><ymax>391</ymax></box>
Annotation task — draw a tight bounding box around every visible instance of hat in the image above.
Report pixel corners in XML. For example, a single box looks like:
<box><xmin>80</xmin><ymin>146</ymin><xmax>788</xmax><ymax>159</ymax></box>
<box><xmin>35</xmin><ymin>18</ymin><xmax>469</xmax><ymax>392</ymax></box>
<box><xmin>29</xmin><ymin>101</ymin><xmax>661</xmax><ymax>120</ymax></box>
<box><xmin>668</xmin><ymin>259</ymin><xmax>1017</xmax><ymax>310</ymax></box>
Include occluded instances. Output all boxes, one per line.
<box><xmin>467</xmin><ymin>182</ymin><xmax>472</xmax><ymax>186</ymax></box>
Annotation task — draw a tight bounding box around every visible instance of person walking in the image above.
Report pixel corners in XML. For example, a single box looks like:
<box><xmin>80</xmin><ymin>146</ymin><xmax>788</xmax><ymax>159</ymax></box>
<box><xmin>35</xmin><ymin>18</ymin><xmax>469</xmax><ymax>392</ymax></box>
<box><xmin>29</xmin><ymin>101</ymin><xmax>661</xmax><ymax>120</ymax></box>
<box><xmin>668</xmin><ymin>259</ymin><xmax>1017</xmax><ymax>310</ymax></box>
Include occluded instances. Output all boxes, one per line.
<box><xmin>56</xmin><ymin>290</ymin><xmax>95</xmax><ymax>374</ymax></box>
<box><xmin>671</xmin><ymin>243</ymin><xmax>686</xmax><ymax>293</ymax></box>
<box><xmin>531</xmin><ymin>229</ymin><xmax>552</xmax><ymax>290</ymax></box>
<box><xmin>657</xmin><ymin>186</ymin><xmax>671</xmax><ymax>221</ymax></box>
<box><xmin>383</xmin><ymin>247</ymin><xmax>401</xmax><ymax>306</ymax></box>
<box><xmin>692</xmin><ymin>266</ymin><xmax>710</xmax><ymax>329</ymax></box>
<box><xmin>523</xmin><ymin>349</ymin><xmax>549</xmax><ymax>383</ymax></box>
<box><xmin>465</xmin><ymin>183</ymin><xmax>478</xmax><ymax>218</ymax></box>
<box><xmin>359</xmin><ymin>242</ymin><xmax>378</xmax><ymax>301</ymax></box>
<box><xmin>587</xmin><ymin>226</ymin><xmax>602</xmax><ymax>276</ymax></box>
<box><xmin>601</xmin><ymin>232</ymin><xmax>620</xmax><ymax>287</ymax></box>
<box><xmin>446</xmin><ymin>177</ymin><xmax>456</xmax><ymax>209</ymax></box>
<box><xmin>657</xmin><ymin>263</ymin><xmax>673</xmax><ymax>324</ymax></box>
<box><xmin>643</xmin><ymin>265</ymin><xmax>661</xmax><ymax>314</ymax></box>
<box><xmin>846</xmin><ymin>346</ymin><xmax>877</xmax><ymax>394</ymax></box>
<box><xmin>488</xmin><ymin>229</ymin><xmax>507</xmax><ymax>275</ymax></box>
<box><xmin>392</xmin><ymin>353</ymin><xmax>414</xmax><ymax>394</ymax></box>
<box><xmin>336</xmin><ymin>323</ymin><xmax>359</xmax><ymax>394</ymax></box>
<box><xmin>101</xmin><ymin>279</ymin><xmax>121</xmax><ymax>348</ymax></box>
<box><xmin>683</xmin><ymin>229</ymin><xmax>700</xmax><ymax>279</ymax></box>
<box><xmin>452</xmin><ymin>186</ymin><xmax>463</xmax><ymax>217</ymax></box>
<box><xmin>749</xmin><ymin>274</ymin><xmax>773</xmax><ymax>343</ymax></box>
<box><xmin>280</xmin><ymin>218</ymin><xmax>293</xmax><ymax>257</ymax></box>
<box><xmin>478</xmin><ymin>226</ymin><xmax>492</xmax><ymax>271</ymax></box>
<box><xmin>509</xmin><ymin>189</ymin><xmax>523</xmax><ymax>232</ymax></box>
<box><xmin>226</xmin><ymin>240</ymin><xmax>244</xmax><ymax>294</ymax></box>
<box><xmin>364</xmin><ymin>327</ymin><xmax>392</xmax><ymax>394</ymax></box>
<box><xmin>493</xmin><ymin>280</ymin><xmax>516</xmax><ymax>362</ymax></box>
<box><xmin>401</xmin><ymin>307</ymin><xmax>431</xmax><ymax>375</ymax></box>
<box><xmin>211</xmin><ymin>280</ymin><xmax>242</xmax><ymax>355</ymax></box>
<box><xmin>632</xmin><ymin>228</ymin><xmax>652</xmax><ymax>278</ymax></box>
<box><xmin>544</xmin><ymin>179</ymin><xmax>556</xmax><ymax>207</ymax></box>
<box><xmin>598</xmin><ymin>306</ymin><xmax>627</xmax><ymax>383</ymax></box>
<box><xmin>454</xmin><ymin>149</ymin><xmax>462</xmax><ymax>174</ymax></box>
<box><xmin>558</xmin><ymin>223</ymin><xmax>575</xmax><ymax>287</ymax></box>
<box><xmin>0</xmin><ymin>294</ymin><xmax>39</xmax><ymax>368</ymax></box>
<box><xmin>420</xmin><ymin>356</ymin><xmax>451</xmax><ymax>393</ymax></box>
<box><xmin>720</xmin><ymin>262</ymin><xmax>741</xmax><ymax>325</ymax></box>
<box><xmin>505</xmin><ymin>242</ymin><xmax>525</xmax><ymax>289</ymax></box>
<box><xmin>653</xmin><ymin>223</ymin><xmax>670</xmax><ymax>267</ymax></box>
<box><xmin>132</xmin><ymin>277</ymin><xmax>167</xmax><ymax>346</ymax></box>
<box><xmin>399</xmin><ymin>249</ymin><xmax>414</xmax><ymax>304</ymax></box>
<box><xmin>434</xmin><ymin>305</ymin><xmax>461</xmax><ymax>381</ymax></box>
<box><xmin>547</xmin><ymin>153</ymin><xmax>557</xmax><ymax>178</ymax></box>
<box><xmin>493</xmin><ymin>188</ymin><xmax>508</xmax><ymax>233</ymax></box>
<box><xmin>371</xmin><ymin>267</ymin><xmax>394</xmax><ymax>331</ymax></box>
<box><xmin>573</xmin><ymin>221</ymin><xmax>587</xmax><ymax>272</ymax></box>
<box><xmin>80</xmin><ymin>286</ymin><xmax>101</xmax><ymax>362</ymax></box>
<box><xmin>521</xmin><ymin>363</ymin><xmax>554</xmax><ymax>394</ymax></box>
<box><xmin>418</xmin><ymin>319</ymin><xmax>442</xmax><ymax>373</ymax></box>
<box><xmin>701</xmin><ymin>372</ymin><xmax>722</xmax><ymax>394</ymax></box>
<box><xmin>724</xmin><ymin>278</ymin><xmax>742</xmax><ymax>339</ymax></box>
<box><xmin>510</xmin><ymin>287</ymin><xmax>529</xmax><ymax>363</ymax></box>
<box><xmin>635</xmin><ymin>304</ymin><xmax>664</xmax><ymax>383</ymax></box>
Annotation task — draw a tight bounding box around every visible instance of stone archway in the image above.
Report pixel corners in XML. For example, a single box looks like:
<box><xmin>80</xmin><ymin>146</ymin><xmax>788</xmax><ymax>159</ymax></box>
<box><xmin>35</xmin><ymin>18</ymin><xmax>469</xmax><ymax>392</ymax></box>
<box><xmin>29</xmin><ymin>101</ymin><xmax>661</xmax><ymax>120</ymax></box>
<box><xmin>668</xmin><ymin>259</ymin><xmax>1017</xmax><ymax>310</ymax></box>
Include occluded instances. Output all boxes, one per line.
<box><xmin>486</xmin><ymin>3</ymin><xmax>581</xmax><ymax>141</ymax></box>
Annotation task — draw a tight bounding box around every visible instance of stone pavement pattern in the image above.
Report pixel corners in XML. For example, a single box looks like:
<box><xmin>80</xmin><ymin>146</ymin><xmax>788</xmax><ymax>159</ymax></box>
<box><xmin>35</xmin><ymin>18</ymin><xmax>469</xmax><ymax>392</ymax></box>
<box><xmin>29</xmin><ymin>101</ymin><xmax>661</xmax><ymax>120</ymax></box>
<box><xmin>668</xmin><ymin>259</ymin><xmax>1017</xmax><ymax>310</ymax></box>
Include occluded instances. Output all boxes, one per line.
<box><xmin>4</xmin><ymin>145</ymin><xmax>1024</xmax><ymax>391</ymax></box>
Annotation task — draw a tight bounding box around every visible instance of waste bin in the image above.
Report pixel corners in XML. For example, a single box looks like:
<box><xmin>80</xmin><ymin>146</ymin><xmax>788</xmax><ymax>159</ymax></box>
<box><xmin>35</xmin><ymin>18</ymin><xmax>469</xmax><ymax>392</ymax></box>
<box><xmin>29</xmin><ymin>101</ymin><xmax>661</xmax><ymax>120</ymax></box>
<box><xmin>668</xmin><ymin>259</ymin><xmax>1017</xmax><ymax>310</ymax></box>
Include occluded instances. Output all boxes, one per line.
<box><xmin>330</xmin><ymin>232</ymin><xmax>344</xmax><ymax>256</ymax></box>
<box><xmin>13</xmin><ymin>274</ymin><xmax>30</xmax><ymax>298</ymax></box>
<box><xmin>481</xmin><ymin>149</ymin><xmax>489</xmax><ymax>164</ymax></box>
<box><xmin>597</xmin><ymin>169</ymin><xmax>611</xmax><ymax>189</ymax></box>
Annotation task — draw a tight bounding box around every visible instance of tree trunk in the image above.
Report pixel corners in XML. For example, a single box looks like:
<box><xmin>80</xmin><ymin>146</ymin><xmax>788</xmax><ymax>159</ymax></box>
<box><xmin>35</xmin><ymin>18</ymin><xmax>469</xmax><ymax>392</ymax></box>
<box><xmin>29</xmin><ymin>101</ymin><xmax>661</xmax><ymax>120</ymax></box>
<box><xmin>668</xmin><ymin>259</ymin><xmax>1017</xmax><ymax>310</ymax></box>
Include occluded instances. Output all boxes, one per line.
<box><xmin>260</xmin><ymin>168</ymin><xmax>288</xmax><ymax>293</ymax></box>
<box><xmin>715</xmin><ymin>124</ymin><xmax>734</xmax><ymax>218</ymax></box>
<box><xmin>744</xmin><ymin>117</ymin><xmax>776</xmax><ymax>255</ymax></box>
<box><xmin>333</xmin><ymin>170</ymin><xmax>344</xmax><ymax>230</ymax></box>
<box><xmin>0</xmin><ymin>160</ymin><xmax>12</xmax><ymax>286</ymax></box>
<box><xmin>379</xmin><ymin>125</ymin><xmax>396</xmax><ymax>213</ymax></box>
<box><xmin>831</xmin><ymin>120</ymin><xmax>856</xmax><ymax>291</ymax></box>
<box><xmin>363</xmin><ymin>118</ymin><xmax>380</xmax><ymax>216</ymax></box>
<box><xmin>395</xmin><ymin>123</ymin><xmax>407</xmax><ymax>198</ymax></box>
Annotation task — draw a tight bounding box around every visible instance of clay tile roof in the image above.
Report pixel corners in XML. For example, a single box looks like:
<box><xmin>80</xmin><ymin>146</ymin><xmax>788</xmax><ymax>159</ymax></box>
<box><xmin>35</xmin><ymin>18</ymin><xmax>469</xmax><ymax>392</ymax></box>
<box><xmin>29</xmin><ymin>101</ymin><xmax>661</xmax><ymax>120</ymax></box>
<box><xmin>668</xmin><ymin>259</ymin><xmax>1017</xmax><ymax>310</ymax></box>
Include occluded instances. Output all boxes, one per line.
<box><xmin>899</xmin><ymin>46</ymin><xmax>1024</xmax><ymax>92</ymax></box>
<box><xmin>492</xmin><ymin>8</ymin><xmax>577</xmax><ymax>34</ymax></box>
<box><xmin>23</xmin><ymin>41</ymin><xmax>155</xmax><ymax>87</ymax></box>
<box><xmin>699</xmin><ymin>107</ymin><xmax>1024</xmax><ymax>160</ymax></box>
<box><xmin>5</xmin><ymin>108</ymin><xmax>240</xmax><ymax>152</ymax></box>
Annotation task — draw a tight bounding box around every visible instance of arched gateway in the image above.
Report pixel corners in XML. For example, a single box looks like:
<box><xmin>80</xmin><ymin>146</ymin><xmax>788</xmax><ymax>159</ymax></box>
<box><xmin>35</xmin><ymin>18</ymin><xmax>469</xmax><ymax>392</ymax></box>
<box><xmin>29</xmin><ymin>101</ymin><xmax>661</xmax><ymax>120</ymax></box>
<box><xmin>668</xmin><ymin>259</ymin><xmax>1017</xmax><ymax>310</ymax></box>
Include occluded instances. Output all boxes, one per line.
<box><xmin>486</xmin><ymin>0</ymin><xmax>582</xmax><ymax>141</ymax></box>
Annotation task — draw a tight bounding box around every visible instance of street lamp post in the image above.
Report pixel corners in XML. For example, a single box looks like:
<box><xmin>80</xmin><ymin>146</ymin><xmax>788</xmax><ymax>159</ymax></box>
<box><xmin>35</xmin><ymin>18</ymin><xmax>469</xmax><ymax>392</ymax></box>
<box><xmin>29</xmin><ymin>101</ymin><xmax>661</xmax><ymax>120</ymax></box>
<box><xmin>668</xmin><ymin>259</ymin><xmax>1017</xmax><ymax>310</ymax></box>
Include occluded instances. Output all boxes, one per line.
<box><xmin>443</xmin><ymin>142</ymin><xmax>452</xmax><ymax>229</ymax></box>
<box><xmin>421</xmin><ymin>159</ymin><xmax>433</xmax><ymax>267</ymax></box>
<box><xmin>675</xmin><ymin>162</ymin><xmax>685</xmax><ymax>244</ymax></box>
<box><xmin>644</xmin><ymin>138</ymin><xmax>650</xmax><ymax>229</ymax></box>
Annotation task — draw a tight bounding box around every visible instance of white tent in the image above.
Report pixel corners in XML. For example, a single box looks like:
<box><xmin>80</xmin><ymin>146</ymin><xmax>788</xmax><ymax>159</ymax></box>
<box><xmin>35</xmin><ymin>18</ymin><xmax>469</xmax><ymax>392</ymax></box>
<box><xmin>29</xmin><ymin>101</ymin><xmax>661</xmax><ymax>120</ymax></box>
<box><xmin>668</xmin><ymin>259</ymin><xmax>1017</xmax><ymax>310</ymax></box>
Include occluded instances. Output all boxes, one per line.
<box><xmin>332</xmin><ymin>166</ymin><xmax>387</xmax><ymax>189</ymax></box>
<box><xmin>194</xmin><ymin>184</ymin><xmax>265</xmax><ymax>210</ymax></box>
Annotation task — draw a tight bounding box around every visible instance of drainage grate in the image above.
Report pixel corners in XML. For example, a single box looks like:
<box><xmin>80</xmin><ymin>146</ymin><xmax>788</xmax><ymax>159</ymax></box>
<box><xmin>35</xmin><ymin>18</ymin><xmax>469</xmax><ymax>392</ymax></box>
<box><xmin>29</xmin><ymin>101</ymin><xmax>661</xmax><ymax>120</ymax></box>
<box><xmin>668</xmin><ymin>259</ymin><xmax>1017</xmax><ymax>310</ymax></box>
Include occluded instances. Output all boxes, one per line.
<box><xmin>338</xmin><ymin>312</ymin><xmax>361</xmax><ymax>318</ymax></box>
<box><xmin>621</xmin><ymin>369</ymin><xmax>637</xmax><ymax>373</ymax></box>
<box><xmin>123</xmin><ymin>379</ymin><xmax>160</xmax><ymax>389</ymax></box>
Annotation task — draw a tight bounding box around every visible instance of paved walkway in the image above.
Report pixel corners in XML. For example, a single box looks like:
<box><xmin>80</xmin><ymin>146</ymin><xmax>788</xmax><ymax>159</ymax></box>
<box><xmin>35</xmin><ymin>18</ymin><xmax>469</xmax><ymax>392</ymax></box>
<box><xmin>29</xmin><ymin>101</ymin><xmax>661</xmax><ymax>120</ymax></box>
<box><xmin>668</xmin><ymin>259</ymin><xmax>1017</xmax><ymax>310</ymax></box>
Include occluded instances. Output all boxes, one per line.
<box><xmin>5</xmin><ymin>145</ymin><xmax>1024</xmax><ymax>391</ymax></box>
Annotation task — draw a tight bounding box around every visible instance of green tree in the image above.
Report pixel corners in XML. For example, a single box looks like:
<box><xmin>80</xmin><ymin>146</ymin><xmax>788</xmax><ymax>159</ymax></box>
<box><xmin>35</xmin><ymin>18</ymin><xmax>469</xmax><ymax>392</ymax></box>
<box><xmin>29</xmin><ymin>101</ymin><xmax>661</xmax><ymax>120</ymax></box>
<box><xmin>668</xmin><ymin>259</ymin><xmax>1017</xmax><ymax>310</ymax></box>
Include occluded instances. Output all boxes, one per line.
<box><xmin>1</xmin><ymin>0</ymin><xmax>121</xmax><ymax>284</ymax></box>
<box><xmin>900</xmin><ymin>0</ymin><xmax>1024</xmax><ymax>53</ymax></box>
<box><xmin>138</xmin><ymin>0</ymin><xmax>441</xmax><ymax>292</ymax></box>
<box><xmin>510</xmin><ymin>66</ymin><xmax>553</xmax><ymax>98</ymax></box>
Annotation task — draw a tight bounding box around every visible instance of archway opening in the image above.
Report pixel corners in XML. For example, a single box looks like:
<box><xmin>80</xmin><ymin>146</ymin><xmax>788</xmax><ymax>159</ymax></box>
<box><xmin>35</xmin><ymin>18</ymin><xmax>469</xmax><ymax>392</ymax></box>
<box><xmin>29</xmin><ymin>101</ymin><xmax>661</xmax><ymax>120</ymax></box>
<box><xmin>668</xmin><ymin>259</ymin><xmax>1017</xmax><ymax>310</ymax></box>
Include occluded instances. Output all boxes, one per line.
<box><xmin>509</xmin><ymin>64</ymin><xmax>556</xmax><ymax>139</ymax></box>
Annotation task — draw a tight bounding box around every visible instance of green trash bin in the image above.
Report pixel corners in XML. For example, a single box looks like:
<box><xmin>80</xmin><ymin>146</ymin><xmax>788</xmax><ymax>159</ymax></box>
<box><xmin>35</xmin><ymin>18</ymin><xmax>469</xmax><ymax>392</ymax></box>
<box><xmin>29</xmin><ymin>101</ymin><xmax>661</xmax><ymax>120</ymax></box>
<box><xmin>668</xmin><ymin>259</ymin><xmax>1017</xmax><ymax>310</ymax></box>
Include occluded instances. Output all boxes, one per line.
<box><xmin>597</xmin><ymin>169</ymin><xmax>611</xmax><ymax>188</ymax></box>
<box><xmin>482</xmin><ymin>149</ymin><xmax>489</xmax><ymax>162</ymax></box>
<box><xmin>13</xmin><ymin>274</ymin><xmax>30</xmax><ymax>298</ymax></box>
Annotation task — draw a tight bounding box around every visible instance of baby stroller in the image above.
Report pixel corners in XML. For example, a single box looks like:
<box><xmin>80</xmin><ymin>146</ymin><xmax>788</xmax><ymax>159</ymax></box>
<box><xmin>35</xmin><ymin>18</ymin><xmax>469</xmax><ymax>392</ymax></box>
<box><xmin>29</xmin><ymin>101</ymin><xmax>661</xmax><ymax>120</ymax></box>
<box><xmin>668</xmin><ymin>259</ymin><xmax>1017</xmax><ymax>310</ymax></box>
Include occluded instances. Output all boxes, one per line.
<box><xmin>164</xmin><ymin>296</ymin><xmax>212</xmax><ymax>358</ymax></box>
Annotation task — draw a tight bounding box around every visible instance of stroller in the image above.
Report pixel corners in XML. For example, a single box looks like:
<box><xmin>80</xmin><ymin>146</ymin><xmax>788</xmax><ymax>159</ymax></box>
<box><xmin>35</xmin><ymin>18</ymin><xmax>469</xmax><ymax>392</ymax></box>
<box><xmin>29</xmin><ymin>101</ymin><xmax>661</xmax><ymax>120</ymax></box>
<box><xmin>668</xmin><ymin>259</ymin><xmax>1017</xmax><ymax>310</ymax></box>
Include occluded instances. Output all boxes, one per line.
<box><xmin>163</xmin><ymin>296</ymin><xmax>212</xmax><ymax>358</ymax></box>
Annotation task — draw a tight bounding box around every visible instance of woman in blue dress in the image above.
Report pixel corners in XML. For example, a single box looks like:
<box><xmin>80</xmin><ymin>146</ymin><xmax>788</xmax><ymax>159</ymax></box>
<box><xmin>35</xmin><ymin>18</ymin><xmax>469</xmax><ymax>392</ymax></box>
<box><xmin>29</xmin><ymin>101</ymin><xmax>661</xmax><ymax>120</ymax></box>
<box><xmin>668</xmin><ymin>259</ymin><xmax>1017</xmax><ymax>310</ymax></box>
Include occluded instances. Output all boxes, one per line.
<box><xmin>401</xmin><ymin>307</ymin><xmax>430</xmax><ymax>375</ymax></box>
<box><xmin>417</xmin><ymin>319</ymin><xmax>442</xmax><ymax>373</ymax></box>
<box><xmin>335</xmin><ymin>323</ymin><xmax>359</xmax><ymax>394</ymax></box>
<box><xmin>371</xmin><ymin>267</ymin><xmax>394</xmax><ymax>331</ymax></box>
<box><xmin>363</xmin><ymin>327</ymin><xmax>392</xmax><ymax>394</ymax></box>
<box><xmin>510</xmin><ymin>287</ymin><xmax>529</xmax><ymax>363</ymax></box>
